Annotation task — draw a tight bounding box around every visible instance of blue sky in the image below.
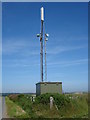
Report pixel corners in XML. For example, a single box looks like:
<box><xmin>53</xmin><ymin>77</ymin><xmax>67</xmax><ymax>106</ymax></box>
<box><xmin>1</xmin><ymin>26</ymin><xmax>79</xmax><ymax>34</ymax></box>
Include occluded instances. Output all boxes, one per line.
<box><xmin>2</xmin><ymin>2</ymin><xmax>88</xmax><ymax>93</ymax></box>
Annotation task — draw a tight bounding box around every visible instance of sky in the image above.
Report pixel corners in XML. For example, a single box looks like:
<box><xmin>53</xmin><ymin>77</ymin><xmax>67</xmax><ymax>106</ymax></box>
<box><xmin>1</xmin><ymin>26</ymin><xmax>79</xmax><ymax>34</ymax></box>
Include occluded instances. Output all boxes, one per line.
<box><xmin>2</xmin><ymin>2</ymin><xmax>88</xmax><ymax>93</ymax></box>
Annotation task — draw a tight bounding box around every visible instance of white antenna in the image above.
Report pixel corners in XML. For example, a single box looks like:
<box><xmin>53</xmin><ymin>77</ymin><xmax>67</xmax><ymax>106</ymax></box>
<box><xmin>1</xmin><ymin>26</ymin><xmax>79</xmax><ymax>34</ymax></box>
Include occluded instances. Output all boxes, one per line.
<box><xmin>41</xmin><ymin>7</ymin><xmax>44</xmax><ymax>21</ymax></box>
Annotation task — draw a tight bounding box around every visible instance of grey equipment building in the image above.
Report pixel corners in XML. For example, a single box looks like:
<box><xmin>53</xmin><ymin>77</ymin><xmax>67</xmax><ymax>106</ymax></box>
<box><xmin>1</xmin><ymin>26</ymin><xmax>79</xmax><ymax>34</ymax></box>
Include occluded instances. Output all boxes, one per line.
<box><xmin>36</xmin><ymin>82</ymin><xmax>62</xmax><ymax>96</ymax></box>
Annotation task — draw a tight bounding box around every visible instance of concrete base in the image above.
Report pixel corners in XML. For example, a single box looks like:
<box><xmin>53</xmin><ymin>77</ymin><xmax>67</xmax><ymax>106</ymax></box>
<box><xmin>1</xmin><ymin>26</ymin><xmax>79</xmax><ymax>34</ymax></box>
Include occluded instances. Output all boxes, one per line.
<box><xmin>36</xmin><ymin>82</ymin><xmax>62</xmax><ymax>96</ymax></box>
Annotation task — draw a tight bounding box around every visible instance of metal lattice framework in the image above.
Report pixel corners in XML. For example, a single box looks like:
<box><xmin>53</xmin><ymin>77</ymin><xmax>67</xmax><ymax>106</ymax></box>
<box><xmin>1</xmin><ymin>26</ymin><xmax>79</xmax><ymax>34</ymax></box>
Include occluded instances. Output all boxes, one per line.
<box><xmin>37</xmin><ymin>7</ymin><xmax>49</xmax><ymax>82</ymax></box>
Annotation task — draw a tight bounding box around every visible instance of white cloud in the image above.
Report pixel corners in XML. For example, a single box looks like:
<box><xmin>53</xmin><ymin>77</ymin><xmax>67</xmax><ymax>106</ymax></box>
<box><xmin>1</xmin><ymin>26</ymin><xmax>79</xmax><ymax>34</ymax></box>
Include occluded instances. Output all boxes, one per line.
<box><xmin>2</xmin><ymin>36</ymin><xmax>88</xmax><ymax>56</ymax></box>
<box><xmin>47</xmin><ymin>58</ymin><xmax>88</xmax><ymax>67</ymax></box>
<box><xmin>2</xmin><ymin>39</ymin><xmax>39</xmax><ymax>55</ymax></box>
<box><xmin>3</xmin><ymin>40</ymin><xmax>27</xmax><ymax>54</ymax></box>
<box><xmin>3</xmin><ymin>58</ymin><xmax>88</xmax><ymax>68</ymax></box>
<box><xmin>47</xmin><ymin>45</ymin><xmax>87</xmax><ymax>55</ymax></box>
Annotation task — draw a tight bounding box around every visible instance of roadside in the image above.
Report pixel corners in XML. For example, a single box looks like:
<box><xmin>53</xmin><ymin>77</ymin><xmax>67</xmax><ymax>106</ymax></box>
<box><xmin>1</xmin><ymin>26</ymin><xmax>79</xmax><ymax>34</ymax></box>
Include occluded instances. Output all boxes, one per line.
<box><xmin>2</xmin><ymin>97</ymin><xmax>8</xmax><ymax>118</ymax></box>
<box><xmin>5</xmin><ymin>96</ymin><xmax>29</xmax><ymax>118</ymax></box>
<box><xmin>0</xmin><ymin>96</ymin><xmax>2</xmax><ymax>119</ymax></box>
<box><xmin>8</xmin><ymin>93</ymin><xmax>88</xmax><ymax>118</ymax></box>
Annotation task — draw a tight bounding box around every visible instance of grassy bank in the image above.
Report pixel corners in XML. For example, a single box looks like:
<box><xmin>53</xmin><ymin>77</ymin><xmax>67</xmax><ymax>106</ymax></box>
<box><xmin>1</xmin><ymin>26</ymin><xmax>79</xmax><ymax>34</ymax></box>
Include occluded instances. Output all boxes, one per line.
<box><xmin>33</xmin><ymin>93</ymin><xmax>88</xmax><ymax>118</ymax></box>
<box><xmin>5</xmin><ymin>96</ymin><xmax>29</xmax><ymax>118</ymax></box>
<box><xmin>8</xmin><ymin>93</ymin><xmax>88</xmax><ymax>118</ymax></box>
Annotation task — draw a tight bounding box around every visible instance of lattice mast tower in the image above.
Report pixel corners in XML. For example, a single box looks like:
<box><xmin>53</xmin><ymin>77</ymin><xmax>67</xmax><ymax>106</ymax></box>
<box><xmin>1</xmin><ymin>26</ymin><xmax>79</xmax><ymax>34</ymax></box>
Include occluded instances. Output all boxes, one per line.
<box><xmin>37</xmin><ymin>7</ymin><xmax>49</xmax><ymax>82</ymax></box>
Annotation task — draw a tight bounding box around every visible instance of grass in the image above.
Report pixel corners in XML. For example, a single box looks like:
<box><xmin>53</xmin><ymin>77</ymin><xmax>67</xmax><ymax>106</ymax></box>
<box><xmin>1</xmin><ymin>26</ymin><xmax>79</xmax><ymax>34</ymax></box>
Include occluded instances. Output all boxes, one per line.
<box><xmin>33</xmin><ymin>97</ymin><xmax>88</xmax><ymax>118</ymax></box>
<box><xmin>33</xmin><ymin>93</ymin><xmax>88</xmax><ymax>118</ymax></box>
<box><xmin>7</xmin><ymin>93</ymin><xmax>88</xmax><ymax>118</ymax></box>
<box><xmin>8</xmin><ymin>94</ymin><xmax>37</xmax><ymax>118</ymax></box>
<box><xmin>5</xmin><ymin>96</ymin><xmax>30</xmax><ymax>118</ymax></box>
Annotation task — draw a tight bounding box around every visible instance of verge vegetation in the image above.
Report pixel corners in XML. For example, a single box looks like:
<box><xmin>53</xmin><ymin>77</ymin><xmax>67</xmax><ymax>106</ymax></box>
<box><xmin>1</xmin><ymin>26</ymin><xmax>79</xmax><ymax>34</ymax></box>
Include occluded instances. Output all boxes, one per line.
<box><xmin>7</xmin><ymin>93</ymin><xmax>88</xmax><ymax>118</ymax></box>
<box><xmin>5</xmin><ymin>96</ymin><xmax>29</xmax><ymax>118</ymax></box>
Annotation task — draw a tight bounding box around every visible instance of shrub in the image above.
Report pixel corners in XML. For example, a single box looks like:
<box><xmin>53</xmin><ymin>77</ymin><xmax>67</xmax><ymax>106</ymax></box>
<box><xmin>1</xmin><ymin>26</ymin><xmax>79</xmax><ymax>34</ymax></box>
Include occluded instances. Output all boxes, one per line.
<box><xmin>35</xmin><ymin>93</ymin><xmax>71</xmax><ymax>109</ymax></box>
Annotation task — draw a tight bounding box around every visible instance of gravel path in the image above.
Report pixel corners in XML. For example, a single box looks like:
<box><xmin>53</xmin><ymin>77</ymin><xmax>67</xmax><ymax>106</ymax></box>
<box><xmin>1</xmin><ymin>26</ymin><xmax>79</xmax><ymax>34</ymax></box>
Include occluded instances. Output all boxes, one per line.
<box><xmin>2</xmin><ymin>97</ymin><xmax>8</xmax><ymax>118</ymax></box>
<box><xmin>0</xmin><ymin>96</ymin><xmax>2</xmax><ymax>119</ymax></box>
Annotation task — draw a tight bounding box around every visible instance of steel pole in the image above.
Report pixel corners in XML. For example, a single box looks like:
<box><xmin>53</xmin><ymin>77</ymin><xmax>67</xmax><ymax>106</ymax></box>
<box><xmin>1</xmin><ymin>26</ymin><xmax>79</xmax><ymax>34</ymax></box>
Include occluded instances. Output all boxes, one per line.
<box><xmin>45</xmin><ymin>35</ymin><xmax>47</xmax><ymax>81</ymax></box>
<box><xmin>40</xmin><ymin>20</ymin><xmax>43</xmax><ymax>82</ymax></box>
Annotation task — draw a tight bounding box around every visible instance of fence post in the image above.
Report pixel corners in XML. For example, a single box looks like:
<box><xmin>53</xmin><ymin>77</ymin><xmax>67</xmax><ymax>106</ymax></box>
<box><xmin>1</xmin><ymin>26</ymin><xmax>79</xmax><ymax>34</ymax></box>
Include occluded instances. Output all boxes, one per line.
<box><xmin>50</xmin><ymin>96</ymin><xmax>54</xmax><ymax>109</ymax></box>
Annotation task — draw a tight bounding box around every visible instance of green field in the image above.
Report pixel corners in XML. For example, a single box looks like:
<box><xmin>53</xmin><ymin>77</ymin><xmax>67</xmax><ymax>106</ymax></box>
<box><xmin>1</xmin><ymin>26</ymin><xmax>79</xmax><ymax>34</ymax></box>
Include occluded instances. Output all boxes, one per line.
<box><xmin>6</xmin><ymin>93</ymin><xmax>88</xmax><ymax>118</ymax></box>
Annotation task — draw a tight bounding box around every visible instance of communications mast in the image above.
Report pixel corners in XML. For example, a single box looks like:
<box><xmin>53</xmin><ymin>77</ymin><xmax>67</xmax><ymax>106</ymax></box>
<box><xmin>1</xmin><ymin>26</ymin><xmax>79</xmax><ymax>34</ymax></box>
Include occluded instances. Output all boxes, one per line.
<box><xmin>36</xmin><ymin>7</ymin><xmax>62</xmax><ymax>96</ymax></box>
<box><xmin>37</xmin><ymin>7</ymin><xmax>49</xmax><ymax>82</ymax></box>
